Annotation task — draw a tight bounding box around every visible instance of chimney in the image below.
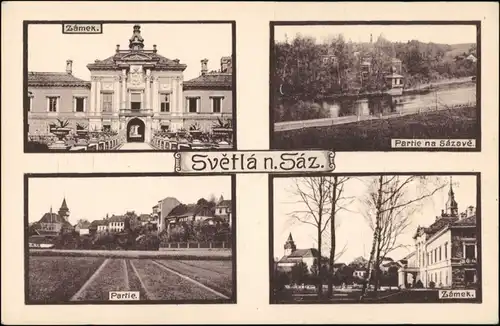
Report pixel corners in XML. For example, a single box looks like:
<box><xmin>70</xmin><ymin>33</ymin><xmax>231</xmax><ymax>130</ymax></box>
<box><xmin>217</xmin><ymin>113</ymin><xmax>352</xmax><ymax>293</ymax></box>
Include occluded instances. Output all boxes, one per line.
<box><xmin>153</xmin><ymin>44</ymin><xmax>157</xmax><ymax>53</ymax></box>
<box><xmin>66</xmin><ymin>59</ymin><xmax>73</xmax><ymax>74</ymax></box>
<box><xmin>467</xmin><ymin>206</ymin><xmax>475</xmax><ymax>217</ymax></box>
<box><xmin>201</xmin><ymin>58</ymin><xmax>208</xmax><ymax>75</ymax></box>
<box><xmin>116</xmin><ymin>44</ymin><xmax>120</xmax><ymax>53</ymax></box>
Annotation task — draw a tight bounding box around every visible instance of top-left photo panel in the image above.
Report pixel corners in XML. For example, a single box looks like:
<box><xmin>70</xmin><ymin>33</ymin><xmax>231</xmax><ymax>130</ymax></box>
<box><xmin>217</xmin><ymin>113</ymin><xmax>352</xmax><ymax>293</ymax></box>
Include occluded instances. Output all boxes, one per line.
<box><xmin>24</xmin><ymin>21</ymin><xmax>236</xmax><ymax>153</ymax></box>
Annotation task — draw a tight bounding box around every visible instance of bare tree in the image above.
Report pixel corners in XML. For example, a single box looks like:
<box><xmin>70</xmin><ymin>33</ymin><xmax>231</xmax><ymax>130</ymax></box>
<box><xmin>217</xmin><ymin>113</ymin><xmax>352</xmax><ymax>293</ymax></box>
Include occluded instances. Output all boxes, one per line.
<box><xmin>287</xmin><ymin>176</ymin><xmax>351</xmax><ymax>299</ymax></box>
<box><xmin>359</xmin><ymin>175</ymin><xmax>446</xmax><ymax>301</ymax></box>
<box><xmin>326</xmin><ymin>176</ymin><xmax>354</xmax><ymax>298</ymax></box>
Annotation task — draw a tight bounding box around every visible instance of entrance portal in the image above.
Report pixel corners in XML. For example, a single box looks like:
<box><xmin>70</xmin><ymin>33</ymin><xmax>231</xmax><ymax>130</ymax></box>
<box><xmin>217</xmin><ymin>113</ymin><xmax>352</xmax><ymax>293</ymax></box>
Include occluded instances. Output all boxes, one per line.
<box><xmin>127</xmin><ymin>118</ymin><xmax>145</xmax><ymax>142</ymax></box>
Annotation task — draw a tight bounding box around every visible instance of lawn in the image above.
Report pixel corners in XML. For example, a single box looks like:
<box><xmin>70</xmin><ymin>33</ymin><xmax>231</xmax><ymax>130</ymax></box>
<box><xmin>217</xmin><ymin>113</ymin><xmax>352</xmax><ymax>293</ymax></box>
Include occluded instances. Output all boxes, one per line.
<box><xmin>273</xmin><ymin>106</ymin><xmax>478</xmax><ymax>151</ymax></box>
<box><xmin>72</xmin><ymin>258</ymin><xmax>128</xmax><ymax>301</ymax></box>
<box><xmin>28</xmin><ymin>256</ymin><xmax>105</xmax><ymax>303</ymax></box>
<box><xmin>131</xmin><ymin>259</ymin><xmax>224</xmax><ymax>300</ymax></box>
<box><xmin>155</xmin><ymin>260</ymin><xmax>233</xmax><ymax>298</ymax></box>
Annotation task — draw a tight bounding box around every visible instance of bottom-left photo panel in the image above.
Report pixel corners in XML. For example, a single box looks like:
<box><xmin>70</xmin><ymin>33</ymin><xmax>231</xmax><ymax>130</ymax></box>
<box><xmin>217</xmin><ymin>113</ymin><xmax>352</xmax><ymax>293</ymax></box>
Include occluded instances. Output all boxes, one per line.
<box><xmin>24</xmin><ymin>173</ymin><xmax>236</xmax><ymax>305</ymax></box>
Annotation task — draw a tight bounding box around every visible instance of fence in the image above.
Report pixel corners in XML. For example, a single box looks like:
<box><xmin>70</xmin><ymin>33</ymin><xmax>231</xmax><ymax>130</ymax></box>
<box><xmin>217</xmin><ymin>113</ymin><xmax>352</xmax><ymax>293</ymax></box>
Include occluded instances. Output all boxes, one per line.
<box><xmin>160</xmin><ymin>241</ymin><xmax>231</xmax><ymax>249</ymax></box>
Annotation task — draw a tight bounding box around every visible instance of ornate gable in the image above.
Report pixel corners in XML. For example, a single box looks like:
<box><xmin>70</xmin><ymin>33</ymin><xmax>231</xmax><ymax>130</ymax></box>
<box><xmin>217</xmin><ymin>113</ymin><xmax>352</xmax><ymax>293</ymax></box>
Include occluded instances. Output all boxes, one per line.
<box><xmin>120</xmin><ymin>52</ymin><xmax>154</xmax><ymax>62</ymax></box>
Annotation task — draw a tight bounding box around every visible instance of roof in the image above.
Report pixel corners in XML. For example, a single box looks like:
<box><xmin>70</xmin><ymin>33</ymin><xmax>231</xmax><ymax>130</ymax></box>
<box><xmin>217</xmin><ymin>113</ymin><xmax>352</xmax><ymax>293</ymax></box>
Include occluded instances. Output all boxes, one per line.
<box><xmin>217</xmin><ymin>199</ymin><xmax>231</xmax><ymax>207</ymax></box>
<box><xmin>333</xmin><ymin>263</ymin><xmax>346</xmax><ymax>268</ymax></box>
<box><xmin>60</xmin><ymin>198</ymin><xmax>69</xmax><ymax>211</ymax></box>
<box><xmin>108</xmin><ymin>215</ymin><xmax>126</xmax><ymax>222</ymax></box>
<box><xmin>138</xmin><ymin>214</ymin><xmax>151</xmax><ymax>222</ymax></box>
<box><xmin>288</xmin><ymin>248</ymin><xmax>319</xmax><ymax>259</ymax></box>
<box><xmin>183</xmin><ymin>72</ymin><xmax>232</xmax><ymax>90</ymax></box>
<box><xmin>86</xmin><ymin>50</ymin><xmax>187</xmax><ymax>71</ymax></box>
<box><xmin>413</xmin><ymin>213</ymin><xmax>476</xmax><ymax>240</ymax></box>
<box><xmin>385</xmin><ymin>73</ymin><xmax>404</xmax><ymax>78</ymax></box>
<box><xmin>76</xmin><ymin>220</ymin><xmax>91</xmax><ymax>229</ymax></box>
<box><xmin>38</xmin><ymin>212</ymin><xmax>72</xmax><ymax>227</ymax></box>
<box><xmin>90</xmin><ymin>219</ymin><xmax>108</xmax><ymax>227</ymax></box>
<box><xmin>355</xmin><ymin>267</ymin><xmax>368</xmax><ymax>272</ymax></box>
<box><xmin>28</xmin><ymin>72</ymin><xmax>90</xmax><ymax>88</ymax></box>
<box><xmin>167</xmin><ymin>203</ymin><xmax>214</xmax><ymax>218</ymax></box>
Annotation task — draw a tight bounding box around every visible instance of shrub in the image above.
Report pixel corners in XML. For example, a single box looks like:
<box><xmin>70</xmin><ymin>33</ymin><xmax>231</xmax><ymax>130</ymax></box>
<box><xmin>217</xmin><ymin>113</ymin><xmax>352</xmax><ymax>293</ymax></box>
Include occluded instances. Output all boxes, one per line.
<box><xmin>429</xmin><ymin>281</ymin><xmax>436</xmax><ymax>289</ymax></box>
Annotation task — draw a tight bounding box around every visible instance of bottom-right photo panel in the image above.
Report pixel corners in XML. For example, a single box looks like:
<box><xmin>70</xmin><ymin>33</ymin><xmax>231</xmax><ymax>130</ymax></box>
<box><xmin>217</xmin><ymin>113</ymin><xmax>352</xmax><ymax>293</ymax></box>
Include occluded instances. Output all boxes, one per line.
<box><xmin>270</xmin><ymin>173</ymin><xmax>481</xmax><ymax>304</ymax></box>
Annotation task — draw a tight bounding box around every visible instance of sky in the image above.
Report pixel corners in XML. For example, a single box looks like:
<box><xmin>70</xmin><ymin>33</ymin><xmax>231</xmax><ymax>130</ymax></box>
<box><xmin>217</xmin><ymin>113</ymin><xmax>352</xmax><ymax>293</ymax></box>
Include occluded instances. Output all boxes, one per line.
<box><xmin>29</xmin><ymin>176</ymin><xmax>231</xmax><ymax>225</ymax></box>
<box><xmin>274</xmin><ymin>25</ymin><xmax>477</xmax><ymax>45</ymax></box>
<box><xmin>28</xmin><ymin>23</ymin><xmax>232</xmax><ymax>81</ymax></box>
<box><xmin>273</xmin><ymin>175</ymin><xmax>477</xmax><ymax>263</ymax></box>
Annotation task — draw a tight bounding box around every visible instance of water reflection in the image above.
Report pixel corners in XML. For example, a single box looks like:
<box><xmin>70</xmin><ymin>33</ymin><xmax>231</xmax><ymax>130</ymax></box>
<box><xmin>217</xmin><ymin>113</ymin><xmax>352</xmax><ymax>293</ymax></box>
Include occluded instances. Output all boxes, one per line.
<box><xmin>324</xmin><ymin>85</ymin><xmax>476</xmax><ymax>118</ymax></box>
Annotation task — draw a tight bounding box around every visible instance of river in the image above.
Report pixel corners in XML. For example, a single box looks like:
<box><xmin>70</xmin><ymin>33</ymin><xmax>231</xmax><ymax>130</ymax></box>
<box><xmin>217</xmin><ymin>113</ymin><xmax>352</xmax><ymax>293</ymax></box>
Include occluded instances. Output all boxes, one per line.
<box><xmin>325</xmin><ymin>84</ymin><xmax>476</xmax><ymax>118</ymax></box>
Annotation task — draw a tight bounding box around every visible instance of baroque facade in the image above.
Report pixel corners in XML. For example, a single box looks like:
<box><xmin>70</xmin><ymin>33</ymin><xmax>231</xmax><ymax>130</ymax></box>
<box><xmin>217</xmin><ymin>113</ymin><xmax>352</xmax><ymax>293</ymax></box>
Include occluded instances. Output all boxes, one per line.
<box><xmin>398</xmin><ymin>180</ymin><xmax>478</xmax><ymax>289</ymax></box>
<box><xmin>28</xmin><ymin>25</ymin><xmax>233</xmax><ymax>144</ymax></box>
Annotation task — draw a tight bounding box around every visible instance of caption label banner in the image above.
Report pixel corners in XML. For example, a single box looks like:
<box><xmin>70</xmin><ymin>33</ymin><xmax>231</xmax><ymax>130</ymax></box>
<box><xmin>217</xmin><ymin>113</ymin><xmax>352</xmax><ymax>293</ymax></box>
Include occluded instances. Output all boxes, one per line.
<box><xmin>174</xmin><ymin>151</ymin><xmax>335</xmax><ymax>173</ymax></box>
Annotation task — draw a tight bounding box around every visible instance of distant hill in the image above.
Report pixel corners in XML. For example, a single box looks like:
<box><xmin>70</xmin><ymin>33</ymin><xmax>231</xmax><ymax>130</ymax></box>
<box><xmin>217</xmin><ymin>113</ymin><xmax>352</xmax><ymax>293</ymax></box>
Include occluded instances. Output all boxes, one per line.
<box><xmin>445</xmin><ymin>43</ymin><xmax>476</xmax><ymax>59</ymax></box>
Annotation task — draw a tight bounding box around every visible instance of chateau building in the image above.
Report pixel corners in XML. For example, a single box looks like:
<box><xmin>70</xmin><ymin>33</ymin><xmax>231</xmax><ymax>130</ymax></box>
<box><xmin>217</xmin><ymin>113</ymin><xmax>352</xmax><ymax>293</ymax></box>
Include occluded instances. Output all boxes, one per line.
<box><xmin>398</xmin><ymin>179</ymin><xmax>478</xmax><ymax>289</ymax></box>
<box><xmin>28</xmin><ymin>24</ymin><xmax>233</xmax><ymax>144</ymax></box>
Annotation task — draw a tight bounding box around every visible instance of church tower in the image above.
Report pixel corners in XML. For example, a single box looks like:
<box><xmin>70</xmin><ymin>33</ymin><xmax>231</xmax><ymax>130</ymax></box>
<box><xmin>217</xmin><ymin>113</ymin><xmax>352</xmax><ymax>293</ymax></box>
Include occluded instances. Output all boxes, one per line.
<box><xmin>445</xmin><ymin>177</ymin><xmax>458</xmax><ymax>217</ymax></box>
<box><xmin>284</xmin><ymin>232</ymin><xmax>297</xmax><ymax>256</ymax></box>
<box><xmin>58</xmin><ymin>197</ymin><xmax>70</xmax><ymax>221</ymax></box>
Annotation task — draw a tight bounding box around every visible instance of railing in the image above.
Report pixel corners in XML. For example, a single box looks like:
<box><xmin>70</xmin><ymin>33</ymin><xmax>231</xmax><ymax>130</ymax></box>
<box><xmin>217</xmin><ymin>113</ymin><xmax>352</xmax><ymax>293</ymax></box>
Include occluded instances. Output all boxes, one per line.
<box><xmin>160</xmin><ymin>241</ymin><xmax>231</xmax><ymax>249</ymax></box>
<box><xmin>274</xmin><ymin>101</ymin><xmax>477</xmax><ymax>132</ymax></box>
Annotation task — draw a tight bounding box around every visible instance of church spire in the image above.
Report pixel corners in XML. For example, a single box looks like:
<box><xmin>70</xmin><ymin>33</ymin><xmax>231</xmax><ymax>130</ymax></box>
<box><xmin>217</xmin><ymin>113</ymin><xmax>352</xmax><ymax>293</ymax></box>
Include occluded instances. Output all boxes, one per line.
<box><xmin>284</xmin><ymin>232</ymin><xmax>296</xmax><ymax>256</ymax></box>
<box><xmin>129</xmin><ymin>25</ymin><xmax>145</xmax><ymax>50</ymax></box>
<box><xmin>446</xmin><ymin>176</ymin><xmax>458</xmax><ymax>217</ymax></box>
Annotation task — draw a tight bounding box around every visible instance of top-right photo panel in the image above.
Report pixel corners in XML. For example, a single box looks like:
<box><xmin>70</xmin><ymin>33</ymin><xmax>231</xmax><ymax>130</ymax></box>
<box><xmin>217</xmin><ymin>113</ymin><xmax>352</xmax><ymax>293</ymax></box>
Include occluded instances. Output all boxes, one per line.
<box><xmin>270</xmin><ymin>22</ymin><xmax>480</xmax><ymax>151</ymax></box>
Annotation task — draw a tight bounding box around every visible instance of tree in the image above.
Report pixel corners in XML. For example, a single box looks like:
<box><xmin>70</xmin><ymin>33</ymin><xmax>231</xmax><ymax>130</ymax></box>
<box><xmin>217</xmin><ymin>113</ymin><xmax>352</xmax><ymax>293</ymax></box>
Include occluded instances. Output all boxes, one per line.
<box><xmin>288</xmin><ymin>176</ymin><xmax>350</xmax><ymax>298</ymax></box>
<box><xmin>291</xmin><ymin>262</ymin><xmax>309</xmax><ymax>285</ymax></box>
<box><xmin>359</xmin><ymin>175</ymin><xmax>446</xmax><ymax>300</ymax></box>
<box><xmin>326</xmin><ymin>176</ymin><xmax>353</xmax><ymax>298</ymax></box>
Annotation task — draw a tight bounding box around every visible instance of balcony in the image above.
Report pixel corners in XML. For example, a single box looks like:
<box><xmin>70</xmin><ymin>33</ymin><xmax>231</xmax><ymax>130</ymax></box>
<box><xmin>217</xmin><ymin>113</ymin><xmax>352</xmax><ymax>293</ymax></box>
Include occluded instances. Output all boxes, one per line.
<box><xmin>119</xmin><ymin>109</ymin><xmax>153</xmax><ymax>117</ymax></box>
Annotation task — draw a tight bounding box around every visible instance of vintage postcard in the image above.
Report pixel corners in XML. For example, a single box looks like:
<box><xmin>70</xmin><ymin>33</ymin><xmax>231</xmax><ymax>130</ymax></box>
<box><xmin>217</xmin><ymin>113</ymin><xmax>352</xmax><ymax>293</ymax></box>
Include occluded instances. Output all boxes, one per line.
<box><xmin>270</xmin><ymin>173</ymin><xmax>481</xmax><ymax>304</ymax></box>
<box><xmin>25</xmin><ymin>174</ymin><xmax>236</xmax><ymax>304</ymax></box>
<box><xmin>270</xmin><ymin>22</ymin><xmax>480</xmax><ymax>151</ymax></box>
<box><xmin>25</xmin><ymin>21</ymin><xmax>236</xmax><ymax>152</ymax></box>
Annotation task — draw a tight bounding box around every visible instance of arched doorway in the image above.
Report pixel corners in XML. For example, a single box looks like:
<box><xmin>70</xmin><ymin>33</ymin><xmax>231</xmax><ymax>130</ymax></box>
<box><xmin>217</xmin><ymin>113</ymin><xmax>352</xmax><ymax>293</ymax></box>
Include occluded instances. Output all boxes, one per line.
<box><xmin>127</xmin><ymin>118</ymin><xmax>145</xmax><ymax>142</ymax></box>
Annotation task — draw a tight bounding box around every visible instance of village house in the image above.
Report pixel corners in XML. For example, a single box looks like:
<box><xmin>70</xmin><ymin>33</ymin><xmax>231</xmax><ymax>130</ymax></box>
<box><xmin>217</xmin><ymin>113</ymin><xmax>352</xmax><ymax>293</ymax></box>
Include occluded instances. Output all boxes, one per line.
<box><xmin>215</xmin><ymin>195</ymin><xmax>232</xmax><ymax>226</ymax></box>
<box><xmin>74</xmin><ymin>220</ymin><xmax>91</xmax><ymax>236</ymax></box>
<box><xmin>398</xmin><ymin>179</ymin><xmax>478</xmax><ymax>289</ymax></box>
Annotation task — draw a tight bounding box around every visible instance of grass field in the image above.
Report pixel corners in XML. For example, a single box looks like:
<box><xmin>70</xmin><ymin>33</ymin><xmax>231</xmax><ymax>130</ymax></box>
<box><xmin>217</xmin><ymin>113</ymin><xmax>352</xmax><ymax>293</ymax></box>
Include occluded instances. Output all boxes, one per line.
<box><xmin>273</xmin><ymin>106</ymin><xmax>478</xmax><ymax>151</ymax></box>
<box><xmin>28</xmin><ymin>256</ymin><xmax>105</xmax><ymax>303</ymax></box>
<box><xmin>27</xmin><ymin>254</ymin><xmax>233</xmax><ymax>303</ymax></box>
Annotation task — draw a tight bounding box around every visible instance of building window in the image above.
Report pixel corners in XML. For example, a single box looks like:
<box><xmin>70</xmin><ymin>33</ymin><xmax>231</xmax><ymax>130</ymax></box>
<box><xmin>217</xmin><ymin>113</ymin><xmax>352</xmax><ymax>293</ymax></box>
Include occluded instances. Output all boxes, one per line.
<box><xmin>101</xmin><ymin>93</ymin><xmax>113</xmax><ymax>112</ymax></box>
<box><xmin>187</xmin><ymin>97</ymin><xmax>199</xmax><ymax>113</ymax></box>
<box><xmin>28</xmin><ymin>95</ymin><xmax>33</xmax><ymax>112</ymax></box>
<box><xmin>160</xmin><ymin>94</ymin><xmax>170</xmax><ymax>112</ymax></box>
<box><xmin>74</xmin><ymin>97</ymin><xmax>86</xmax><ymax>112</ymax></box>
<box><xmin>131</xmin><ymin>93</ymin><xmax>141</xmax><ymax>111</ymax></box>
<box><xmin>465</xmin><ymin>244</ymin><xmax>476</xmax><ymax>260</ymax></box>
<box><xmin>48</xmin><ymin>123</ymin><xmax>56</xmax><ymax>133</ymax></box>
<box><xmin>439</xmin><ymin>247</ymin><xmax>442</xmax><ymax>261</ymax></box>
<box><xmin>47</xmin><ymin>97</ymin><xmax>58</xmax><ymax>112</ymax></box>
<box><xmin>211</xmin><ymin>97</ymin><xmax>223</xmax><ymax>113</ymax></box>
<box><xmin>161</xmin><ymin>125</ymin><xmax>170</xmax><ymax>132</ymax></box>
<box><xmin>103</xmin><ymin>125</ymin><xmax>111</xmax><ymax>132</ymax></box>
<box><xmin>444</xmin><ymin>242</ymin><xmax>448</xmax><ymax>259</ymax></box>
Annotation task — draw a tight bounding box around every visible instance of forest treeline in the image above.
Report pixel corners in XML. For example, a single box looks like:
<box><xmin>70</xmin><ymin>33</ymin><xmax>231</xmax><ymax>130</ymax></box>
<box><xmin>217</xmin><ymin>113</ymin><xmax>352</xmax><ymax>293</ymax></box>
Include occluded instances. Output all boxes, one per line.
<box><xmin>274</xmin><ymin>33</ymin><xmax>477</xmax><ymax>102</ymax></box>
